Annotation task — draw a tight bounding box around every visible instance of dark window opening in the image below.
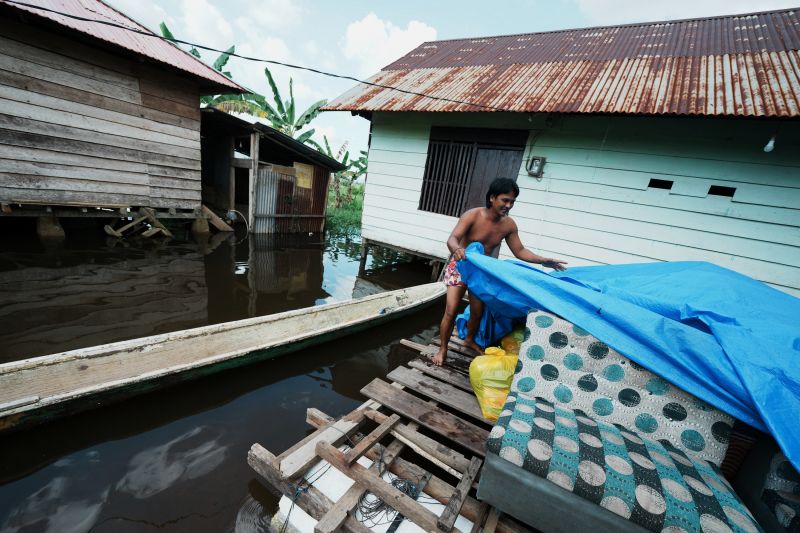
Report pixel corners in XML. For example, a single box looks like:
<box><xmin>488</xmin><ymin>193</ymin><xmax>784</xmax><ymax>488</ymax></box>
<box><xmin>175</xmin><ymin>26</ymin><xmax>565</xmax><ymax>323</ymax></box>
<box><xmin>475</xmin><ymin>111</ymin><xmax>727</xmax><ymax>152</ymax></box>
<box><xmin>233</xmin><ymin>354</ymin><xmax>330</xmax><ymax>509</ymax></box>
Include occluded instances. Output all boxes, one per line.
<box><xmin>708</xmin><ymin>185</ymin><xmax>736</xmax><ymax>197</ymax></box>
<box><xmin>648</xmin><ymin>178</ymin><xmax>674</xmax><ymax>190</ymax></box>
<box><xmin>418</xmin><ymin>127</ymin><xmax>528</xmax><ymax>217</ymax></box>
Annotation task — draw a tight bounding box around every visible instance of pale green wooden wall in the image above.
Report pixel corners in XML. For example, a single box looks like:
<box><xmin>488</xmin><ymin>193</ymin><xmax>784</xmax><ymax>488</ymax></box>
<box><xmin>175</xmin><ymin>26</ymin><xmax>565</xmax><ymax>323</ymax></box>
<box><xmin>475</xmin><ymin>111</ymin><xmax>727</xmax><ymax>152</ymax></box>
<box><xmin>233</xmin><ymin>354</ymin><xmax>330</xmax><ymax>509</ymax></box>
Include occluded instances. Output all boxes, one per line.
<box><xmin>362</xmin><ymin>112</ymin><xmax>800</xmax><ymax>297</ymax></box>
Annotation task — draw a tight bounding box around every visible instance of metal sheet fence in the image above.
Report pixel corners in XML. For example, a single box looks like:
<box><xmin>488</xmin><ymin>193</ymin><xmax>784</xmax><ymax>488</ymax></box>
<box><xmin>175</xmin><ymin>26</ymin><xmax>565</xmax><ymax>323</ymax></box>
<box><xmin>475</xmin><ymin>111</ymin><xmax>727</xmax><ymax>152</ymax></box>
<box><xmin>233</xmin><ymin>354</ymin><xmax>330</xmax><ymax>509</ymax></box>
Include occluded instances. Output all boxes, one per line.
<box><xmin>253</xmin><ymin>165</ymin><xmax>330</xmax><ymax>233</ymax></box>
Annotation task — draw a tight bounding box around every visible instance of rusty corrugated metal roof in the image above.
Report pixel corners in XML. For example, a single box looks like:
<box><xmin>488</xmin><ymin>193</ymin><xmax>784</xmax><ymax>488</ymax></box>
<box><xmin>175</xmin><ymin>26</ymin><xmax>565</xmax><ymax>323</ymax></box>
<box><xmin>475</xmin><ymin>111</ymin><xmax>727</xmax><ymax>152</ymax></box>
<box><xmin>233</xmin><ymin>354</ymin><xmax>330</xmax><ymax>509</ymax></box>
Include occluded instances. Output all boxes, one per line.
<box><xmin>325</xmin><ymin>8</ymin><xmax>800</xmax><ymax>117</ymax></box>
<box><xmin>1</xmin><ymin>0</ymin><xmax>246</xmax><ymax>94</ymax></box>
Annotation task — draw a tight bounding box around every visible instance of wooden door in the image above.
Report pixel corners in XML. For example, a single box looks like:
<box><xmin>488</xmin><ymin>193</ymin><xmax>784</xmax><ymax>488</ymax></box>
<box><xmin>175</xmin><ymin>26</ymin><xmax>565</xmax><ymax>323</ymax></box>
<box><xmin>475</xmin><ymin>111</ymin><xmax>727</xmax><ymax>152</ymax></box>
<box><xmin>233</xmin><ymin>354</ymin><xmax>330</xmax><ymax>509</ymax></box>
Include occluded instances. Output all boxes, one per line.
<box><xmin>463</xmin><ymin>147</ymin><xmax>524</xmax><ymax>210</ymax></box>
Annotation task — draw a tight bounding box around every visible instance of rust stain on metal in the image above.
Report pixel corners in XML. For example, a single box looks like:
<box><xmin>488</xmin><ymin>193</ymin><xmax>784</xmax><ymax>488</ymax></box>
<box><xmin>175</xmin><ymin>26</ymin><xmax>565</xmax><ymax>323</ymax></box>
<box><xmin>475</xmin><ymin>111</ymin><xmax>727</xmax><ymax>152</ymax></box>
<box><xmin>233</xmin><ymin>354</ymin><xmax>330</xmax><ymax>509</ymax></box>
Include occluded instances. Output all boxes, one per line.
<box><xmin>326</xmin><ymin>8</ymin><xmax>800</xmax><ymax>117</ymax></box>
<box><xmin>2</xmin><ymin>0</ymin><xmax>245</xmax><ymax>93</ymax></box>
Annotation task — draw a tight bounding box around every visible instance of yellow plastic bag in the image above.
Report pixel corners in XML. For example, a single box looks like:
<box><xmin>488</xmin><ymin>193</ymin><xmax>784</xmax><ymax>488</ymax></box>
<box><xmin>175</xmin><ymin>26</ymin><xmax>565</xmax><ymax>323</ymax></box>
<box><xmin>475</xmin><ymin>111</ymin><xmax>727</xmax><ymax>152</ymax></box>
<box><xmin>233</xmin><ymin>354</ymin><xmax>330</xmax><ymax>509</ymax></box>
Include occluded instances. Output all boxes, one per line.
<box><xmin>500</xmin><ymin>326</ymin><xmax>526</xmax><ymax>356</ymax></box>
<box><xmin>469</xmin><ymin>347</ymin><xmax>518</xmax><ymax>422</ymax></box>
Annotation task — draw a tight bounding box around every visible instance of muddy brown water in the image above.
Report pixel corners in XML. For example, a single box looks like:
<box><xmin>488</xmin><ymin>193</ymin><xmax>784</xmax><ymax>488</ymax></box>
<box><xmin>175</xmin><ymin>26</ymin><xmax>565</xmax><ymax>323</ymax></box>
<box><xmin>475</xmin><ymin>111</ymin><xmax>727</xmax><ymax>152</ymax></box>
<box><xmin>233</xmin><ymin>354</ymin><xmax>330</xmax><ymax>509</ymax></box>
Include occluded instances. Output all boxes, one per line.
<box><xmin>0</xmin><ymin>222</ymin><xmax>443</xmax><ymax>532</ymax></box>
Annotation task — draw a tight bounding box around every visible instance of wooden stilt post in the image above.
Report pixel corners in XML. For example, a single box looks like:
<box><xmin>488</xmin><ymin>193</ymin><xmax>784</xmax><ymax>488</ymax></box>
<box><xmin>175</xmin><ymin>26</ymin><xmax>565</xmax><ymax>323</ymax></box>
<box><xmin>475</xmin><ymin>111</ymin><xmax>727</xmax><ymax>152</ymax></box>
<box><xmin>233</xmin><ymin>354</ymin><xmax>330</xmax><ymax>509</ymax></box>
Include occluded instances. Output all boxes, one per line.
<box><xmin>358</xmin><ymin>238</ymin><xmax>370</xmax><ymax>275</ymax></box>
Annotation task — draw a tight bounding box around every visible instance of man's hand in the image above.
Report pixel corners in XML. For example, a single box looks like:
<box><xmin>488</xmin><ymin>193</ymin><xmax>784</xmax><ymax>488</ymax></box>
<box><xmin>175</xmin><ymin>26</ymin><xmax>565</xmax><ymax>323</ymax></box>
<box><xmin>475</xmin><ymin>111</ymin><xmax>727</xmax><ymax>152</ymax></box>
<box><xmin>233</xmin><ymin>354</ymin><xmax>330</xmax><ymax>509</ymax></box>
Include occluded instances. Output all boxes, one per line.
<box><xmin>542</xmin><ymin>258</ymin><xmax>568</xmax><ymax>271</ymax></box>
<box><xmin>453</xmin><ymin>247</ymin><xmax>466</xmax><ymax>261</ymax></box>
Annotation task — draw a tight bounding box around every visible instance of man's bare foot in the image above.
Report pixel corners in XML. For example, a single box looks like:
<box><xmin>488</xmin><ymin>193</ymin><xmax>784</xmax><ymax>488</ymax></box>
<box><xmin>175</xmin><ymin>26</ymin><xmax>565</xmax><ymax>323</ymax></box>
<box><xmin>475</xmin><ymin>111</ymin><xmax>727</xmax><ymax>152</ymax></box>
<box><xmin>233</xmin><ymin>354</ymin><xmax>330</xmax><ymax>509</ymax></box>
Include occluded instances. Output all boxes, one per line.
<box><xmin>432</xmin><ymin>349</ymin><xmax>446</xmax><ymax>366</ymax></box>
<box><xmin>464</xmin><ymin>339</ymin><xmax>483</xmax><ymax>356</ymax></box>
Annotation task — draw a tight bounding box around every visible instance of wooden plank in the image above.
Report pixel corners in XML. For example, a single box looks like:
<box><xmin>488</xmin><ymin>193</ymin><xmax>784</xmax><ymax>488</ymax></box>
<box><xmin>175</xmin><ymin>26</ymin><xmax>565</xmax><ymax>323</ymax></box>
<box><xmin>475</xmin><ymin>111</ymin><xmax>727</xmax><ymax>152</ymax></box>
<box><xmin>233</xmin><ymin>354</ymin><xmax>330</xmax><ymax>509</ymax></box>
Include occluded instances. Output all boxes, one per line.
<box><xmin>401</xmin><ymin>339</ymin><xmax>474</xmax><ymax>374</ymax></box>
<box><xmin>408</xmin><ymin>360</ymin><xmax>473</xmax><ymax>392</ymax></box>
<box><xmin>0</xmin><ymin>183</ymin><xmax>147</xmax><ymax>207</ymax></box>
<box><xmin>202</xmin><ymin>205</ymin><xmax>234</xmax><ymax>232</ymax></box>
<box><xmin>344</xmin><ymin>412</ymin><xmax>400</xmax><ymax>465</ymax></box>
<box><xmin>232</xmin><ymin>158</ymin><xmax>252</xmax><ymax>169</ymax></box>
<box><xmin>0</xmin><ymin>124</ymin><xmax>200</xmax><ymax>170</ymax></box>
<box><xmin>361</xmin><ymin>379</ymin><xmax>488</xmax><ymax>456</ymax></box>
<box><xmin>483</xmin><ymin>508</ymin><xmax>501</xmax><ymax>533</ymax></box>
<box><xmin>387</xmin><ymin>366</ymin><xmax>485</xmax><ymax>423</ymax></box>
<box><xmin>363</xmin><ymin>409</ymin><xmax>471</xmax><ymax>476</ymax></box>
<box><xmin>469</xmin><ymin>503</ymin><xmax>490</xmax><ymax>533</ymax></box>
<box><xmin>315</xmin><ymin>437</ymin><xmax>406</xmax><ymax>533</ymax></box>
<box><xmin>438</xmin><ymin>457</ymin><xmax>483</xmax><ymax>532</ymax></box>
<box><xmin>307</xmin><ymin>409</ymin><xmax>531</xmax><ymax>533</ymax></box>
<box><xmin>0</xmin><ymin>67</ymin><xmax>200</xmax><ymax>130</ymax></box>
<box><xmin>315</xmin><ymin>441</ymin><xmax>464</xmax><ymax>533</ymax></box>
<box><xmin>0</xmin><ymin>159</ymin><xmax>149</xmax><ymax>187</ymax></box>
<box><xmin>247</xmin><ymin>443</ymin><xmax>373</xmax><ymax>533</ymax></box>
<box><xmin>278</xmin><ymin>408</ymin><xmax>367</xmax><ymax>480</ymax></box>
<box><xmin>0</xmin><ymin>97</ymin><xmax>199</xmax><ymax>149</ymax></box>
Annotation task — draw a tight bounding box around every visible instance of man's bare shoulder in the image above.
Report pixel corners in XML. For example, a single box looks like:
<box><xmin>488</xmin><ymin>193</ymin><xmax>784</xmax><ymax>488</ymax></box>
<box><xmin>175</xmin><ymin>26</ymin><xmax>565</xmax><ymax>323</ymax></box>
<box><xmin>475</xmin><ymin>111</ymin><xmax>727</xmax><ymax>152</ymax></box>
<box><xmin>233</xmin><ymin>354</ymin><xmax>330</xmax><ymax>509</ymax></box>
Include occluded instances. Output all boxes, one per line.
<box><xmin>459</xmin><ymin>207</ymin><xmax>483</xmax><ymax>221</ymax></box>
<box><xmin>501</xmin><ymin>215</ymin><xmax>519</xmax><ymax>233</ymax></box>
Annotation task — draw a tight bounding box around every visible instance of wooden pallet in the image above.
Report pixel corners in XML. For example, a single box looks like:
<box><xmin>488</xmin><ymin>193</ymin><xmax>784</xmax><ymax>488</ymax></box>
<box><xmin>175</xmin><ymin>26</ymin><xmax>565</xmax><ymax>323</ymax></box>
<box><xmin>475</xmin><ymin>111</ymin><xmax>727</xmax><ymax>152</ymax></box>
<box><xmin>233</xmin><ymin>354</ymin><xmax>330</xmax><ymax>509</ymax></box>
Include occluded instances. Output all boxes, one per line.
<box><xmin>248</xmin><ymin>333</ymin><xmax>531</xmax><ymax>533</ymax></box>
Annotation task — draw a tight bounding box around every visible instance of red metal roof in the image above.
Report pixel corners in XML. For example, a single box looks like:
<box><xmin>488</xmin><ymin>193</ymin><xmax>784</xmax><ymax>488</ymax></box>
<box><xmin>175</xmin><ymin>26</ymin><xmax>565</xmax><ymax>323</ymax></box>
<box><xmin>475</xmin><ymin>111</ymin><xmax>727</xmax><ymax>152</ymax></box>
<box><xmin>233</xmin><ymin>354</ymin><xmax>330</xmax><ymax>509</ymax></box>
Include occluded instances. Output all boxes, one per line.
<box><xmin>326</xmin><ymin>8</ymin><xmax>800</xmax><ymax>117</ymax></box>
<box><xmin>1</xmin><ymin>0</ymin><xmax>246</xmax><ymax>94</ymax></box>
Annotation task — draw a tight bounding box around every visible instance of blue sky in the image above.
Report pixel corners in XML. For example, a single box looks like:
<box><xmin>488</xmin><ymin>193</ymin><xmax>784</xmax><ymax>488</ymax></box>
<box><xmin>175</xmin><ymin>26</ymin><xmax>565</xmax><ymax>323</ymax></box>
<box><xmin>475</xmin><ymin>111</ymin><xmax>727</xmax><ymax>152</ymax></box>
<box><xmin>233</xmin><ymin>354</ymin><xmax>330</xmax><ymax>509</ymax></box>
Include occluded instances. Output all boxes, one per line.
<box><xmin>107</xmin><ymin>0</ymin><xmax>797</xmax><ymax>156</ymax></box>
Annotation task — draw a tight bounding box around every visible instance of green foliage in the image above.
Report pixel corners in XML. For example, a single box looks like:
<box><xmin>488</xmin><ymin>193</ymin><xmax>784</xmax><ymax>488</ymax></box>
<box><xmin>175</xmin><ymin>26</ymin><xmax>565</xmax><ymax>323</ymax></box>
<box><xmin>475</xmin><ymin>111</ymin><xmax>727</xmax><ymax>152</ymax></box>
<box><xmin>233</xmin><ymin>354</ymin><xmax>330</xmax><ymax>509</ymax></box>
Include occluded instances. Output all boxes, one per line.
<box><xmin>326</xmin><ymin>183</ymin><xmax>363</xmax><ymax>236</ymax></box>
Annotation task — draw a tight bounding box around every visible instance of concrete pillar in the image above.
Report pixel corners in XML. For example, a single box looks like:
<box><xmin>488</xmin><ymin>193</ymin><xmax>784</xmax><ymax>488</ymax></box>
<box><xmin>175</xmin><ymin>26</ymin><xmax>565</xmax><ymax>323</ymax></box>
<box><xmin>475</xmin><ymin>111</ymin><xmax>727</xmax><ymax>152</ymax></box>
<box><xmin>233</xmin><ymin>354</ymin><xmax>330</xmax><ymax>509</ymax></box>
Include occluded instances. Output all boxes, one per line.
<box><xmin>36</xmin><ymin>215</ymin><xmax>65</xmax><ymax>240</ymax></box>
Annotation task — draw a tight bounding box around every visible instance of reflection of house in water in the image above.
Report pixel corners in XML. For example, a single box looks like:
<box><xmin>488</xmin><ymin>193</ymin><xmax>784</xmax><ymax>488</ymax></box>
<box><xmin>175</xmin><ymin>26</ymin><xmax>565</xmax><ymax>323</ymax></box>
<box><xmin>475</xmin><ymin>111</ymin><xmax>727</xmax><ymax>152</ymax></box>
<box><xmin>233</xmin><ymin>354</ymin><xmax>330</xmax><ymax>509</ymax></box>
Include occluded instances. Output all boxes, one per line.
<box><xmin>0</xmin><ymin>243</ymin><xmax>208</xmax><ymax>362</ymax></box>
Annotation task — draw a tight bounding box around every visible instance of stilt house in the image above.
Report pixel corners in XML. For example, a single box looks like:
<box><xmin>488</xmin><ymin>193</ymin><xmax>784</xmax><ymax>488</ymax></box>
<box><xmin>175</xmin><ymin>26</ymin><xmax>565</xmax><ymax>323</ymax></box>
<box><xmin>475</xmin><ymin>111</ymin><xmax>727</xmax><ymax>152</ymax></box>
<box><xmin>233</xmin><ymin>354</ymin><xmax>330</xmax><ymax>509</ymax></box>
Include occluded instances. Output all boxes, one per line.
<box><xmin>0</xmin><ymin>0</ymin><xmax>246</xmax><ymax>225</ymax></box>
<box><xmin>326</xmin><ymin>8</ymin><xmax>800</xmax><ymax>297</ymax></box>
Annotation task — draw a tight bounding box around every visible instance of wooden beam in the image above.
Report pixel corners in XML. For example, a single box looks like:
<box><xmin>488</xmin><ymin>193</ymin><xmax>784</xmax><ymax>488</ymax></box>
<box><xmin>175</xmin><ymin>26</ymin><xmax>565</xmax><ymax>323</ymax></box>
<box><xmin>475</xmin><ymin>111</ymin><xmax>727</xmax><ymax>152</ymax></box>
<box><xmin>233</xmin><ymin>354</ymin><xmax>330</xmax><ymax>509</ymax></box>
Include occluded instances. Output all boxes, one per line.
<box><xmin>278</xmin><ymin>409</ymin><xmax>366</xmax><ymax>480</ymax></box>
<box><xmin>306</xmin><ymin>409</ymin><xmax>531</xmax><ymax>533</ymax></box>
<box><xmin>400</xmin><ymin>339</ymin><xmax>474</xmax><ymax>373</ymax></box>
<box><xmin>483</xmin><ymin>507</ymin><xmax>501</xmax><ymax>533</ymax></box>
<box><xmin>361</xmin><ymin>379</ymin><xmax>488</xmax><ymax>456</ymax></box>
<box><xmin>387</xmin><ymin>366</ymin><xmax>485</xmax><ymax>423</ymax></box>
<box><xmin>363</xmin><ymin>409</ymin><xmax>471</xmax><ymax>475</ymax></box>
<box><xmin>316</xmin><ymin>441</ymin><xmax>464</xmax><ymax>533</ymax></box>
<box><xmin>408</xmin><ymin>360</ymin><xmax>473</xmax><ymax>392</ymax></box>
<box><xmin>247</xmin><ymin>443</ymin><xmax>372</xmax><ymax>533</ymax></box>
<box><xmin>437</xmin><ymin>457</ymin><xmax>483</xmax><ymax>532</ymax></box>
<box><xmin>232</xmin><ymin>158</ymin><xmax>253</xmax><ymax>169</ymax></box>
<box><xmin>315</xmin><ymin>437</ymin><xmax>405</xmax><ymax>533</ymax></box>
<box><xmin>344</xmin><ymin>412</ymin><xmax>400</xmax><ymax>465</ymax></box>
<box><xmin>201</xmin><ymin>205</ymin><xmax>234</xmax><ymax>232</ymax></box>
<box><xmin>469</xmin><ymin>503</ymin><xmax>490</xmax><ymax>533</ymax></box>
<box><xmin>248</xmin><ymin>132</ymin><xmax>259</xmax><ymax>232</ymax></box>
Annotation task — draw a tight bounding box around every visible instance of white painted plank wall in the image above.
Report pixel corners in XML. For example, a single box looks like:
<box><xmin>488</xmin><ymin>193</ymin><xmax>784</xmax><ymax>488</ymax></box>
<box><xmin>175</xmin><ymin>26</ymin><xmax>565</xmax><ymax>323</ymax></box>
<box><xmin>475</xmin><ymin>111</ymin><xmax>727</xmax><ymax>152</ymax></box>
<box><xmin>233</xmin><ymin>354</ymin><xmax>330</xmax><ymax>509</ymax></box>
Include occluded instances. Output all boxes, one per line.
<box><xmin>362</xmin><ymin>112</ymin><xmax>800</xmax><ymax>296</ymax></box>
<box><xmin>0</xmin><ymin>22</ymin><xmax>202</xmax><ymax>210</ymax></box>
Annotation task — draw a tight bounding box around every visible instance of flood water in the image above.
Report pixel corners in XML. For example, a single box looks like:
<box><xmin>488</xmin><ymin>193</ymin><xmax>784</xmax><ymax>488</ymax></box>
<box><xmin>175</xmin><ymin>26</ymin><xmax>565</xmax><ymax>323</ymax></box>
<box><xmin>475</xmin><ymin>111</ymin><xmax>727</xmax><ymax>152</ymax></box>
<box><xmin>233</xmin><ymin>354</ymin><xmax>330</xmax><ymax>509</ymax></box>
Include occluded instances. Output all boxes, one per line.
<box><xmin>0</xmin><ymin>220</ymin><xmax>442</xmax><ymax>532</ymax></box>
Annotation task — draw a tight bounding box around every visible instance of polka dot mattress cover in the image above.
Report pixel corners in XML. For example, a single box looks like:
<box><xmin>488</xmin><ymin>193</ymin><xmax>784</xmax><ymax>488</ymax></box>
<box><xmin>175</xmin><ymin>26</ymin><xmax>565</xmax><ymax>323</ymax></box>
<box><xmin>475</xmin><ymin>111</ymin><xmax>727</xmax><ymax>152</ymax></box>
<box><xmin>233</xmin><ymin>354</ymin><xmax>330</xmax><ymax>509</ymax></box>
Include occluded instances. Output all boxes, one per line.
<box><xmin>514</xmin><ymin>309</ymin><xmax>735</xmax><ymax>465</ymax></box>
<box><xmin>761</xmin><ymin>451</ymin><xmax>800</xmax><ymax>531</ymax></box>
<box><xmin>487</xmin><ymin>392</ymin><xmax>762</xmax><ymax>533</ymax></box>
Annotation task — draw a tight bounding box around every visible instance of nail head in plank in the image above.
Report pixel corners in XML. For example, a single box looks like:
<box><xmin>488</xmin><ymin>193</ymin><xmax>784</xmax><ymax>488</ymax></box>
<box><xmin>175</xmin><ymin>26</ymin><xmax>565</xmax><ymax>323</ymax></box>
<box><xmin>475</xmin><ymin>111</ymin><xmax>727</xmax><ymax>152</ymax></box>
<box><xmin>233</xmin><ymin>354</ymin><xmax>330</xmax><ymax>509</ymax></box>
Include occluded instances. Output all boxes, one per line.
<box><xmin>437</xmin><ymin>457</ymin><xmax>483</xmax><ymax>532</ymax></box>
<box><xmin>361</xmin><ymin>378</ymin><xmax>488</xmax><ymax>456</ymax></box>
<box><xmin>315</xmin><ymin>441</ymin><xmax>464</xmax><ymax>533</ymax></box>
<box><xmin>344</xmin><ymin>412</ymin><xmax>400</xmax><ymax>465</ymax></box>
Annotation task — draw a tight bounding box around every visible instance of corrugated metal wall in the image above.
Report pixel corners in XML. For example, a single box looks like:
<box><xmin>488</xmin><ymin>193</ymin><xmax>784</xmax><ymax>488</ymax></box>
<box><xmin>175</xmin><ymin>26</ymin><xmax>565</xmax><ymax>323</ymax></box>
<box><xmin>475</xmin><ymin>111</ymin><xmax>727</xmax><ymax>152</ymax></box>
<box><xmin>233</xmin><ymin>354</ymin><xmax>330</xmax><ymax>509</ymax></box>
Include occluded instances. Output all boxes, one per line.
<box><xmin>252</xmin><ymin>164</ymin><xmax>330</xmax><ymax>233</ymax></box>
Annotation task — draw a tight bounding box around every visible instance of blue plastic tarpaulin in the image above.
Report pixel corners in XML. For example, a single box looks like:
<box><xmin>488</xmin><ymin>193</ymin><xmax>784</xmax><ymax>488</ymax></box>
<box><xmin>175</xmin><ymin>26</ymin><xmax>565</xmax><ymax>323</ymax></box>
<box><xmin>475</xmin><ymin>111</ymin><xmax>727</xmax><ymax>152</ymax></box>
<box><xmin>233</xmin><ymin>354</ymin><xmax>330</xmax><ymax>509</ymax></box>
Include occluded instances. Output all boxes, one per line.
<box><xmin>455</xmin><ymin>242</ymin><xmax>800</xmax><ymax>469</ymax></box>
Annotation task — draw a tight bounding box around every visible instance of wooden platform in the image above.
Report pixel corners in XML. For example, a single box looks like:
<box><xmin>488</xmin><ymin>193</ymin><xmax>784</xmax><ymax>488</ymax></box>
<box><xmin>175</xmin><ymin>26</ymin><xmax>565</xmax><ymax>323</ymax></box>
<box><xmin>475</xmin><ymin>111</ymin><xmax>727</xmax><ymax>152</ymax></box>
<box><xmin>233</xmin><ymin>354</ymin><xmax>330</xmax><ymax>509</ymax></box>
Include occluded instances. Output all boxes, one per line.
<box><xmin>248</xmin><ymin>333</ymin><xmax>532</xmax><ymax>533</ymax></box>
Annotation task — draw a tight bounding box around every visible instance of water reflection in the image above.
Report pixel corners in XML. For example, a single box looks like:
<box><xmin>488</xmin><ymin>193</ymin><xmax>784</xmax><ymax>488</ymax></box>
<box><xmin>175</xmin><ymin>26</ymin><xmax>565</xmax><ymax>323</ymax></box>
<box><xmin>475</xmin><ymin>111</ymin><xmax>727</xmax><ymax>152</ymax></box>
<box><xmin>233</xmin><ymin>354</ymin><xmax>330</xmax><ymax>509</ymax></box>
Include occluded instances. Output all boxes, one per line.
<box><xmin>0</xmin><ymin>229</ymin><xmax>421</xmax><ymax>362</ymax></box>
<box><xmin>0</xmin><ymin>225</ymin><xmax>438</xmax><ymax>532</ymax></box>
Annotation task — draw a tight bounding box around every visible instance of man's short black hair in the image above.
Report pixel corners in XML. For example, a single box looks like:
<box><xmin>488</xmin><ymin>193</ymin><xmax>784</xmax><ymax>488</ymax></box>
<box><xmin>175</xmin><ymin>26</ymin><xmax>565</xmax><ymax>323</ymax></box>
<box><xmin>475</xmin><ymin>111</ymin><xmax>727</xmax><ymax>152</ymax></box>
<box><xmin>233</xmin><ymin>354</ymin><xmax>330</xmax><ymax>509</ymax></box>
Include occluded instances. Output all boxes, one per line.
<box><xmin>485</xmin><ymin>178</ymin><xmax>519</xmax><ymax>207</ymax></box>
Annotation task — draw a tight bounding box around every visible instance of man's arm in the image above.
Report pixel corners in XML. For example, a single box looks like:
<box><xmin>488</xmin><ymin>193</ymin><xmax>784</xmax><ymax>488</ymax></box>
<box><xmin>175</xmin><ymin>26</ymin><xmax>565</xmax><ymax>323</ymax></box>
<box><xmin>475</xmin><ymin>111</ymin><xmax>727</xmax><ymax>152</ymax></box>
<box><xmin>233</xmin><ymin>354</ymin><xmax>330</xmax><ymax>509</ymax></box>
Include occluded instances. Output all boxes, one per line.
<box><xmin>505</xmin><ymin>221</ymin><xmax>568</xmax><ymax>271</ymax></box>
<box><xmin>447</xmin><ymin>209</ymin><xmax>476</xmax><ymax>261</ymax></box>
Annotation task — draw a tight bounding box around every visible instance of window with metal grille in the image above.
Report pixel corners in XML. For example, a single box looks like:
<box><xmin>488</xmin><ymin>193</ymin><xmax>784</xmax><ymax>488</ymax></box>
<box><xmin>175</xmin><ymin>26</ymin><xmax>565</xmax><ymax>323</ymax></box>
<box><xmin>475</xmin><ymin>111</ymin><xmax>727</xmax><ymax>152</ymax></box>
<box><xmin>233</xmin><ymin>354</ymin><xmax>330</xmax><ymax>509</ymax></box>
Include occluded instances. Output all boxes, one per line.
<box><xmin>418</xmin><ymin>127</ymin><xmax>529</xmax><ymax>217</ymax></box>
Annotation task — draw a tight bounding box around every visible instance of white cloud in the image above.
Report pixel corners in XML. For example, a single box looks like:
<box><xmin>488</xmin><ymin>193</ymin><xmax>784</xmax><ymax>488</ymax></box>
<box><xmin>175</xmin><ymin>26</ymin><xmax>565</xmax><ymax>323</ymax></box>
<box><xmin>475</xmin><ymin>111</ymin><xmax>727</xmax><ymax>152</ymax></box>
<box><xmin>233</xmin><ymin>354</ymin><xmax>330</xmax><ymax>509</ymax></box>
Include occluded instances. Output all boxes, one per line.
<box><xmin>576</xmin><ymin>0</ymin><xmax>799</xmax><ymax>25</ymax></box>
<box><xmin>240</xmin><ymin>0</ymin><xmax>303</xmax><ymax>31</ymax></box>
<box><xmin>342</xmin><ymin>13</ymin><xmax>437</xmax><ymax>77</ymax></box>
<box><xmin>179</xmin><ymin>0</ymin><xmax>234</xmax><ymax>48</ymax></box>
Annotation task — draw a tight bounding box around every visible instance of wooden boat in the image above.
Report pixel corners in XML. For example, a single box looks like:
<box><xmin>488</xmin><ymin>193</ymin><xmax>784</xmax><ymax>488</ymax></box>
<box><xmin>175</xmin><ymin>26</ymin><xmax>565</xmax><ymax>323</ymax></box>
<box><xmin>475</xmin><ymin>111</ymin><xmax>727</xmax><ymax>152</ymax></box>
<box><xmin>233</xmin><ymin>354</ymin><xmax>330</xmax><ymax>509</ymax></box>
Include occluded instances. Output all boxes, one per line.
<box><xmin>0</xmin><ymin>282</ymin><xmax>445</xmax><ymax>432</ymax></box>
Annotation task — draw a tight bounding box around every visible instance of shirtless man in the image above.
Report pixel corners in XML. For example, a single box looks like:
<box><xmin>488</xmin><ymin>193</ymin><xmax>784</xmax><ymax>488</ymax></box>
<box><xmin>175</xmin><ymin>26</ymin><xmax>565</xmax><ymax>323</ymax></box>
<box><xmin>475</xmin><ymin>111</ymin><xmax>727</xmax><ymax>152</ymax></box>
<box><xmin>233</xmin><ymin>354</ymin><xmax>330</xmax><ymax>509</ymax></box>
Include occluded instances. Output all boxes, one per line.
<box><xmin>433</xmin><ymin>177</ymin><xmax>567</xmax><ymax>366</ymax></box>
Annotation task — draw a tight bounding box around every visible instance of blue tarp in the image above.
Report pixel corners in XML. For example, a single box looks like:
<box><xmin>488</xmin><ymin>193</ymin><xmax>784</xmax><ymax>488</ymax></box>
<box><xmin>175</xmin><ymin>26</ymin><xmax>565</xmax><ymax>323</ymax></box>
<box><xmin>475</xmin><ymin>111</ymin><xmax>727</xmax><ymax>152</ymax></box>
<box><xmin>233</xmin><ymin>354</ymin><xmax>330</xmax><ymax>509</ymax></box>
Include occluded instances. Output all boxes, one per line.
<box><xmin>455</xmin><ymin>242</ymin><xmax>800</xmax><ymax>469</ymax></box>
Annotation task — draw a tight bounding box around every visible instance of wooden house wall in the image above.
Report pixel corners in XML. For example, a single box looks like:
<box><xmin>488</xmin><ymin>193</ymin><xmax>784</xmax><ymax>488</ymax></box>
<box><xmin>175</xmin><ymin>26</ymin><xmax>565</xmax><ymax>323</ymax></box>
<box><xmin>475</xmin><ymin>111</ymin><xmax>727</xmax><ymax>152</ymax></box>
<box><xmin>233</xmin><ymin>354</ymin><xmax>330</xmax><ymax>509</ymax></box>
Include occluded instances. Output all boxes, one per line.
<box><xmin>363</xmin><ymin>112</ymin><xmax>800</xmax><ymax>297</ymax></box>
<box><xmin>0</xmin><ymin>17</ymin><xmax>202</xmax><ymax>211</ymax></box>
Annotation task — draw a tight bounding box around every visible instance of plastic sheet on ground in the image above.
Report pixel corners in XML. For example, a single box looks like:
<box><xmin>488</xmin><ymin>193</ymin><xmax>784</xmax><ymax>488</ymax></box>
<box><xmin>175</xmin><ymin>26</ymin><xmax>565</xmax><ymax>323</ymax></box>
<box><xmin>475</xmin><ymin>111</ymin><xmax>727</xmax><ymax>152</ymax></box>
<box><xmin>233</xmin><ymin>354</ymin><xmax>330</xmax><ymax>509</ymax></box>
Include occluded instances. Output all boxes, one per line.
<box><xmin>455</xmin><ymin>242</ymin><xmax>800</xmax><ymax>469</ymax></box>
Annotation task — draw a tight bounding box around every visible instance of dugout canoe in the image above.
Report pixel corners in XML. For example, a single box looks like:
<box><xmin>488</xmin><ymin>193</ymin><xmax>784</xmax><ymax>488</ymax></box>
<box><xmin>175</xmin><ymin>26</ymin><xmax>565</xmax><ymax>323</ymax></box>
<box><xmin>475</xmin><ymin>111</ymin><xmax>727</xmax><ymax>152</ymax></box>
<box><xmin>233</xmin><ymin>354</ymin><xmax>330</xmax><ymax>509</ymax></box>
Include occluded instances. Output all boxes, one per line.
<box><xmin>0</xmin><ymin>282</ymin><xmax>445</xmax><ymax>432</ymax></box>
